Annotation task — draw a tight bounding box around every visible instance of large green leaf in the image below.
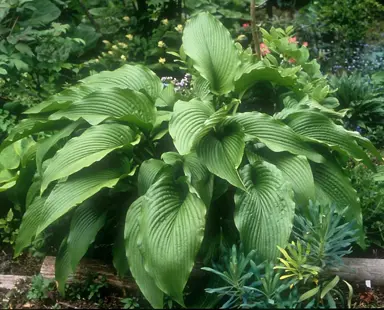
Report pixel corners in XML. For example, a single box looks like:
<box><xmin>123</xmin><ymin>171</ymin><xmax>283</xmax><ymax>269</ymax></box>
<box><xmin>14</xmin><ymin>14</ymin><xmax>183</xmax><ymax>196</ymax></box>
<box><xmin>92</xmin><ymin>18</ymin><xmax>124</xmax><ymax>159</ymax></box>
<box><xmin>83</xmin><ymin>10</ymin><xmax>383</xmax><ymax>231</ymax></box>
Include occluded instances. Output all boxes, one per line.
<box><xmin>15</xmin><ymin>161</ymin><xmax>128</xmax><ymax>256</ymax></box>
<box><xmin>234</xmin><ymin>63</ymin><xmax>297</xmax><ymax>95</ymax></box>
<box><xmin>0</xmin><ymin>118</ymin><xmax>69</xmax><ymax>151</ymax></box>
<box><xmin>196</xmin><ymin>126</ymin><xmax>245</xmax><ymax>190</ymax></box>
<box><xmin>234</xmin><ymin>161</ymin><xmax>295</xmax><ymax>260</ymax></box>
<box><xmin>155</xmin><ymin>84</ymin><xmax>177</xmax><ymax>109</ymax></box>
<box><xmin>228</xmin><ymin>112</ymin><xmax>324</xmax><ymax>163</ymax></box>
<box><xmin>41</xmin><ymin>123</ymin><xmax>139</xmax><ymax>193</ymax></box>
<box><xmin>310</xmin><ymin>160</ymin><xmax>363</xmax><ymax>245</ymax></box>
<box><xmin>287</xmin><ymin>111</ymin><xmax>373</xmax><ymax>168</ymax></box>
<box><xmin>21</xmin><ymin>0</ymin><xmax>61</xmax><ymax>26</ymax></box>
<box><xmin>162</xmin><ymin>152</ymin><xmax>214</xmax><ymax>206</ymax></box>
<box><xmin>56</xmin><ymin>200</ymin><xmax>107</xmax><ymax>293</ymax></box>
<box><xmin>125</xmin><ymin>197</ymin><xmax>164</xmax><ymax>309</ymax></box>
<box><xmin>251</xmin><ymin>149</ymin><xmax>315</xmax><ymax>205</ymax></box>
<box><xmin>24</xmin><ymin>86</ymin><xmax>95</xmax><ymax>115</ymax></box>
<box><xmin>80</xmin><ymin>65</ymin><xmax>162</xmax><ymax>100</ymax></box>
<box><xmin>182</xmin><ymin>12</ymin><xmax>240</xmax><ymax>95</ymax></box>
<box><xmin>169</xmin><ymin>99</ymin><xmax>214</xmax><ymax>155</ymax></box>
<box><xmin>14</xmin><ymin>195</ymin><xmax>47</xmax><ymax>255</ymax></box>
<box><xmin>49</xmin><ymin>88</ymin><xmax>156</xmax><ymax>129</ymax></box>
<box><xmin>139</xmin><ymin>173</ymin><xmax>206</xmax><ymax>306</ymax></box>
<box><xmin>36</xmin><ymin>120</ymin><xmax>83</xmax><ymax>176</ymax></box>
<box><xmin>138</xmin><ymin>159</ymin><xmax>167</xmax><ymax>196</ymax></box>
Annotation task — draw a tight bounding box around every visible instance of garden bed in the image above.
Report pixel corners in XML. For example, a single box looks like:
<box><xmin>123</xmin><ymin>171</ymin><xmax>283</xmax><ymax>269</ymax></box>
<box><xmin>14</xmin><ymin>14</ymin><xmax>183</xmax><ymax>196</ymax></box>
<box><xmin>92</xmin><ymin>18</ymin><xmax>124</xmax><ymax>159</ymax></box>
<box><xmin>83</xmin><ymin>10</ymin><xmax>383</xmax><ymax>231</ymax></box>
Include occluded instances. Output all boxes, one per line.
<box><xmin>1</xmin><ymin>255</ymin><xmax>384</xmax><ymax>309</ymax></box>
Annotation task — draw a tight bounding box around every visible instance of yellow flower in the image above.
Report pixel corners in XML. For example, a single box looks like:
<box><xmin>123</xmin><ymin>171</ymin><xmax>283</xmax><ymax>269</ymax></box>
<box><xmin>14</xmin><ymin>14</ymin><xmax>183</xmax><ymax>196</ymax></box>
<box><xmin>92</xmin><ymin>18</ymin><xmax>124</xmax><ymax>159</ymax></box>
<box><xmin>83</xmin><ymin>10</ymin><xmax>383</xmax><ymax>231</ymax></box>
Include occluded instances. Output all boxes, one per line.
<box><xmin>102</xmin><ymin>40</ymin><xmax>110</xmax><ymax>45</ymax></box>
<box><xmin>158</xmin><ymin>40</ymin><xmax>166</xmax><ymax>48</ymax></box>
<box><xmin>236</xmin><ymin>34</ymin><xmax>247</xmax><ymax>41</ymax></box>
<box><xmin>121</xmin><ymin>55</ymin><xmax>127</xmax><ymax>61</ymax></box>
<box><xmin>123</xmin><ymin>16</ymin><xmax>130</xmax><ymax>22</ymax></box>
<box><xmin>95</xmin><ymin>59</ymin><xmax>99</xmax><ymax>63</ymax></box>
<box><xmin>108</xmin><ymin>51</ymin><xmax>114</xmax><ymax>55</ymax></box>
<box><xmin>126</xmin><ymin>34</ymin><xmax>133</xmax><ymax>41</ymax></box>
<box><xmin>158</xmin><ymin>57</ymin><xmax>166</xmax><ymax>64</ymax></box>
<box><xmin>112</xmin><ymin>45</ymin><xmax>118</xmax><ymax>50</ymax></box>
<box><xmin>118</xmin><ymin>42</ymin><xmax>128</xmax><ymax>48</ymax></box>
<box><xmin>161</xmin><ymin>18</ymin><xmax>169</xmax><ymax>25</ymax></box>
<box><xmin>175</xmin><ymin>24</ymin><xmax>183</xmax><ymax>33</ymax></box>
<box><xmin>290</xmin><ymin>283</ymin><xmax>294</xmax><ymax>290</ymax></box>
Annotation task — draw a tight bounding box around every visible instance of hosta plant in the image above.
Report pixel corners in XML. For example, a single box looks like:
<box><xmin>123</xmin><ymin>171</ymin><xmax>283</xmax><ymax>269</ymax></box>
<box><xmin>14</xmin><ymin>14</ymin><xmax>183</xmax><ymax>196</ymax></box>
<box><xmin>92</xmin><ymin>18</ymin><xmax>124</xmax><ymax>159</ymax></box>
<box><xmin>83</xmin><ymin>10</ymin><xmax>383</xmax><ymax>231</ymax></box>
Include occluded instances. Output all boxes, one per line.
<box><xmin>0</xmin><ymin>13</ymin><xmax>380</xmax><ymax>308</ymax></box>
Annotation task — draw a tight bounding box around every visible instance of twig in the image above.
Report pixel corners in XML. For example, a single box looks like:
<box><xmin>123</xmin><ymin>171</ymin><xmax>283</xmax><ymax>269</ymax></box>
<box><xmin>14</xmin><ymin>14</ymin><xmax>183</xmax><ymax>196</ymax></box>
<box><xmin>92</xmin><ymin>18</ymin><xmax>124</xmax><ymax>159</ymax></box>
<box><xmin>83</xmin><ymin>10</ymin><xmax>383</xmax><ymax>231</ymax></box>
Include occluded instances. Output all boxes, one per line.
<box><xmin>250</xmin><ymin>0</ymin><xmax>261</xmax><ymax>59</ymax></box>
<box><xmin>77</xmin><ymin>0</ymin><xmax>100</xmax><ymax>32</ymax></box>
<box><xmin>8</xmin><ymin>16</ymin><xmax>19</xmax><ymax>38</ymax></box>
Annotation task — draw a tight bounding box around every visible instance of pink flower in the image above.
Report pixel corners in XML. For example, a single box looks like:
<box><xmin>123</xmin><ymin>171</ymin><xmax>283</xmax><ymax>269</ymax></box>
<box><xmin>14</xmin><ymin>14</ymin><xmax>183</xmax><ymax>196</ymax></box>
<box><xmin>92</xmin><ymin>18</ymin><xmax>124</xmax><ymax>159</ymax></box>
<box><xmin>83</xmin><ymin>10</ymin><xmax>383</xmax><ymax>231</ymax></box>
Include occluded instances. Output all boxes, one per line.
<box><xmin>302</xmin><ymin>41</ymin><xmax>308</xmax><ymax>47</ymax></box>
<box><xmin>260</xmin><ymin>43</ymin><xmax>270</xmax><ymax>56</ymax></box>
<box><xmin>242</xmin><ymin>23</ymin><xmax>250</xmax><ymax>28</ymax></box>
<box><xmin>288</xmin><ymin>36</ymin><xmax>297</xmax><ymax>43</ymax></box>
<box><xmin>288</xmin><ymin>58</ymin><xmax>296</xmax><ymax>64</ymax></box>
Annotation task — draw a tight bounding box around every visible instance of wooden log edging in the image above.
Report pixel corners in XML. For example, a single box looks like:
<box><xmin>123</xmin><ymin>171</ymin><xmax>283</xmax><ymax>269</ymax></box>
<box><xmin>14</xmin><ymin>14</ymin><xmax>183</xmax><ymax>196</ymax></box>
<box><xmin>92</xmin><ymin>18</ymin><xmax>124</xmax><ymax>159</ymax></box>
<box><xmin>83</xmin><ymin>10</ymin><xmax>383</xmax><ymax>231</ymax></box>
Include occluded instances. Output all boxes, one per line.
<box><xmin>38</xmin><ymin>257</ymin><xmax>384</xmax><ymax>288</ymax></box>
<box><xmin>2</xmin><ymin>257</ymin><xmax>384</xmax><ymax>291</ymax></box>
<box><xmin>334</xmin><ymin>258</ymin><xmax>384</xmax><ymax>286</ymax></box>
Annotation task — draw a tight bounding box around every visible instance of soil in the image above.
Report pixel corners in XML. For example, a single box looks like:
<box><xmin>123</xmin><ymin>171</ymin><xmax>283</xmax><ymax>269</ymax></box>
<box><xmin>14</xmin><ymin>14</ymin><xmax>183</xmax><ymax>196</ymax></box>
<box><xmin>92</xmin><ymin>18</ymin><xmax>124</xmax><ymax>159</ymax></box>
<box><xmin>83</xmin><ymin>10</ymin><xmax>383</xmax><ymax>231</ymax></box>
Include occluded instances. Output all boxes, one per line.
<box><xmin>352</xmin><ymin>283</ymin><xmax>384</xmax><ymax>308</ymax></box>
<box><xmin>0</xmin><ymin>248</ymin><xmax>43</xmax><ymax>276</ymax></box>
<box><xmin>0</xmin><ymin>278</ymin><xmax>144</xmax><ymax>309</ymax></box>
<box><xmin>348</xmin><ymin>245</ymin><xmax>384</xmax><ymax>259</ymax></box>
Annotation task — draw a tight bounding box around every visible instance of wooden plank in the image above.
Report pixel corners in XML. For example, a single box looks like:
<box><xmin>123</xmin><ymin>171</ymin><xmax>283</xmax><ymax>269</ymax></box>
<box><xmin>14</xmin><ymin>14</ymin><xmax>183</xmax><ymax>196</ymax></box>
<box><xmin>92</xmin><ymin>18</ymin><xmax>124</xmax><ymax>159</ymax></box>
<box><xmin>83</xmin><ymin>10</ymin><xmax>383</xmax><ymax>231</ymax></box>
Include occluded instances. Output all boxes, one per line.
<box><xmin>0</xmin><ymin>275</ymin><xmax>31</xmax><ymax>290</ymax></box>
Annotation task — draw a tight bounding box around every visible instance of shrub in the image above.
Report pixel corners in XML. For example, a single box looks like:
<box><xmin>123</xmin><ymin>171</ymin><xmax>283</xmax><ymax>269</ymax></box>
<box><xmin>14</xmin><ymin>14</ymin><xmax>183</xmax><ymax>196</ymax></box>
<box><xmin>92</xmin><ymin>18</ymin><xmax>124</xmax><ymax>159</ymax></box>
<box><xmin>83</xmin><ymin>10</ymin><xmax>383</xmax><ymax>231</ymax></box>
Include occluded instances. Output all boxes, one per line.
<box><xmin>203</xmin><ymin>203</ymin><xmax>357</xmax><ymax>309</ymax></box>
<box><xmin>350</xmin><ymin>163</ymin><xmax>384</xmax><ymax>248</ymax></box>
<box><xmin>0</xmin><ymin>13</ymin><xmax>379</xmax><ymax>307</ymax></box>
<box><xmin>329</xmin><ymin>72</ymin><xmax>384</xmax><ymax>147</ymax></box>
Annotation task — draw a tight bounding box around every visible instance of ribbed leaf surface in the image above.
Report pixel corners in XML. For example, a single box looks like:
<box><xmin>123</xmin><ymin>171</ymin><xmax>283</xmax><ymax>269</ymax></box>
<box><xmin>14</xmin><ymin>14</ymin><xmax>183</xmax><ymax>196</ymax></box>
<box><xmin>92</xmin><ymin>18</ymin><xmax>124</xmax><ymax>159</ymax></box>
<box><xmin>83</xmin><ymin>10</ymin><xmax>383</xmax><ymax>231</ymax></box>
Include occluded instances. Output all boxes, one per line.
<box><xmin>15</xmin><ymin>166</ymin><xmax>123</xmax><ymax>256</ymax></box>
<box><xmin>235</xmin><ymin>162</ymin><xmax>295</xmax><ymax>260</ymax></box>
<box><xmin>140</xmin><ymin>174</ymin><xmax>206</xmax><ymax>306</ymax></box>
<box><xmin>80</xmin><ymin>65</ymin><xmax>162</xmax><ymax>100</ymax></box>
<box><xmin>24</xmin><ymin>86</ymin><xmax>95</xmax><ymax>114</ymax></box>
<box><xmin>15</xmin><ymin>195</ymin><xmax>47</xmax><ymax>255</ymax></box>
<box><xmin>254</xmin><ymin>150</ymin><xmax>315</xmax><ymax>205</ymax></box>
<box><xmin>169</xmin><ymin>99</ymin><xmax>214</xmax><ymax>155</ymax></box>
<box><xmin>310</xmin><ymin>160</ymin><xmax>363</xmax><ymax>244</ymax></box>
<box><xmin>41</xmin><ymin>123</ymin><xmax>138</xmax><ymax>193</ymax></box>
<box><xmin>228</xmin><ymin>112</ymin><xmax>324</xmax><ymax>163</ymax></box>
<box><xmin>36</xmin><ymin>120</ymin><xmax>83</xmax><ymax>176</ymax></box>
<box><xmin>234</xmin><ymin>63</ymin><xmax>297</xmax><ymax>95</ymax></box>
<box><xmin>125</xmin><ymin>197</ymin><xmax>164</xmax><ymax>309</ymax></box>
<box><xmin>162</xmin><ymin>152</ymin><xmax>214</xmax><ymax>206</ymax></box>
<box><xmin>138</xmin><ymin>159</ymin><xmax>167</xmax><ymax>196</ymax></box>
<box><xmin>183</xmin><ymin>12</ymin><xmax>240</xmax><ymax>95</ymax></box>
<box><xmin>287</xmin><ymin>111</ymin><xmax>372</xmax><ymax>168</ymax></box>
<box><xmin>0</xmin><ymin>118</ymin><xmax>69</xmax><ymax>151</ymax></box>
<box><xmin>50</xmin><ymin>88</ymin><xmax>156</xmax><ymax>129</ymax></box>
<box><xmin>196</xmin><ymin>128</ymin><xmax>245</xmax><ymax>190</ymax></box>
<box><xmin>56</xmin><ymin>200</ymin><xmax>107</xmax><ymax>293</ymax></box>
